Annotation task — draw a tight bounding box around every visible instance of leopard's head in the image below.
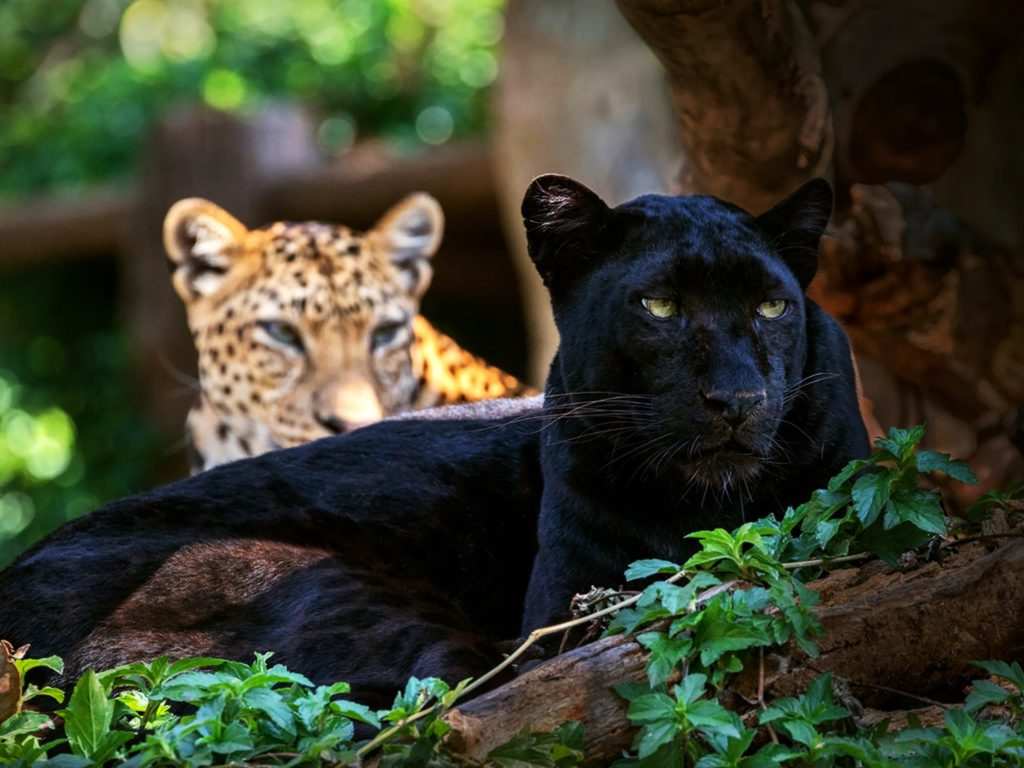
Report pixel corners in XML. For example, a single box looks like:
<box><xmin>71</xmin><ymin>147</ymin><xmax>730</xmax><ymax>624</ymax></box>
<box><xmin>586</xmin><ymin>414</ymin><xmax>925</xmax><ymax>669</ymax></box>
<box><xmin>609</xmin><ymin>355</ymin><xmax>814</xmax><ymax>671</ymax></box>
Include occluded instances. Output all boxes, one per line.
<box><xmin>164</xmin><ymin>194</ymin><xmax>443</xmax><ymax>455</ymax></box>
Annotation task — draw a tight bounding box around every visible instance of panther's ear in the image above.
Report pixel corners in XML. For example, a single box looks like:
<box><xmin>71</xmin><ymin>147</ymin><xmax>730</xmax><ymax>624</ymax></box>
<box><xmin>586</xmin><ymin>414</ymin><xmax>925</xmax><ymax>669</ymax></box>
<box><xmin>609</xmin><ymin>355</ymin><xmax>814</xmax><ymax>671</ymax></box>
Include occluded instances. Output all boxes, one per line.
<box><xmin>163</xmin><ymin>198</ymin><xmax>250</xmax><ymax>302</ymax></box>
<box><xmin>371</xmin><ymin>193</ymin><xmax>443</xmax><ymax>298</ymax></box>
<box><xmin>756</xmin><ymin>178</ymin><xmax>833</xmax><ymax>290</ymax></box>
<box><xmin>521</xmin><ymin>174</ymin><xmax>611</xmax><ymax>294</ymax></box>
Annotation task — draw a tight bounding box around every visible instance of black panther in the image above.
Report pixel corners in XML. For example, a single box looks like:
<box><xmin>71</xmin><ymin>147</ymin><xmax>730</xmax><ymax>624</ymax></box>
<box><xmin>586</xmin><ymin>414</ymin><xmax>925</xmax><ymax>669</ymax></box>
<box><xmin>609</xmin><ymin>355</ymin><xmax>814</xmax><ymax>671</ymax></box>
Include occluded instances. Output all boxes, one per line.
<box><xmin>519</xmin><ymin>174</ymin><xmax>869</xmax><ymax>631</ymax></box>
<box><xmin>0</xmin><ymin>177</ymin><xmax>867</xmax><ymax>702</ymax></box>
<box><xmin>0</xmin><ymin>418</ymin><xmax>543</xmax><ymax>706</ymax></box>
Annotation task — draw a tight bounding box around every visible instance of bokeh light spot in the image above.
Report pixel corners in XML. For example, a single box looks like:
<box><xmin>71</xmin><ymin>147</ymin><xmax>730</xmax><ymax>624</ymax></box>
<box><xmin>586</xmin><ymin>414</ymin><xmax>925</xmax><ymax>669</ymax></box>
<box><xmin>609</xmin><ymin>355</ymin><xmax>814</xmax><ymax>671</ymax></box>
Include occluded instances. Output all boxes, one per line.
<box><xmin>318</xmin><ymin>114</ymin><xmax>357</xmax><ymax>154</ymax></box>
<box><xmin>119</xmin><ymin>0</ymin><xmax>166</xmax><ymax>71</ymax></box>
<box><xmin>203</xmin><ymin>69</ymin><xmax>248</xmax><ymax>111</ymax></box>
<box><xmin>0</xmin><ymin>492</ymin><xmax>35</xmax><ymax>537</ymax></box>
<box><xmin>415</xmin><ymin>105</ymin><xmax>454</xmax><ymax>145</ymax></box>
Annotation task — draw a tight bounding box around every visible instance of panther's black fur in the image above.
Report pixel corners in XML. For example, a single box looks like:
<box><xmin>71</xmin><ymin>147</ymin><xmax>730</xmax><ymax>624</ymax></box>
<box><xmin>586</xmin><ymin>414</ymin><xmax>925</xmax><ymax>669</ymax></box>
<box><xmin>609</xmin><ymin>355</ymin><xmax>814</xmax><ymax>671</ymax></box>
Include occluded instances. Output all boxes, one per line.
<box><xmin>0</xmin><ymin>418</ymin><xmax>542</xmax><ymax>706</ymax></box>
<box><xmin>0</xmin><ymin>177</ymin><xmax>868</xmax><ymax>703</ymax></box>
<box><xmin>519</xmin><ymin>175</ymin><xmax>870</xmax><ymax>631</ymax></box>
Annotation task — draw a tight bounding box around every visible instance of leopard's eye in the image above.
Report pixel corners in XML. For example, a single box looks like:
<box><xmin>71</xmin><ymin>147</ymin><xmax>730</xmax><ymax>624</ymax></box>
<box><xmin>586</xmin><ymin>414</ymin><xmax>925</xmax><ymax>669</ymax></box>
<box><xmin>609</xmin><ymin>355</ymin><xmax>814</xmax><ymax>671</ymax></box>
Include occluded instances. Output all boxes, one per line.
<box><xmin>756</xmin><ymin>299</ymin><xmax>789</xmax><ymax>319</ymax></box>
<box><xmin>258</xmin><ymin>320</ymin><xmax>304</xmax><ymax>352</ymax></box>
<box><xmin>371</xmin><ymin>321</ymin><xmax>407</xmax><ymax>350</ymax></box>
<box><xmin>641</xmin><ymin>297</ymin><xmax>679</xmax><ymax>319</ymax></box>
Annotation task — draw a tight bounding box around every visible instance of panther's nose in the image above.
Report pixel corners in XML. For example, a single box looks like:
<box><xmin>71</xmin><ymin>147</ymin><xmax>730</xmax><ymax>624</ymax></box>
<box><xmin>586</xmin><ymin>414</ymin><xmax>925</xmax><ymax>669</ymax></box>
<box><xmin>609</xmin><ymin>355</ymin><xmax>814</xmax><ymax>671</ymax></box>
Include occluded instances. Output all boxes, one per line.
<box><xmin>702</xmin><ymin>388</ymin><xmax>766</xmax><ymax>427</ymax></box>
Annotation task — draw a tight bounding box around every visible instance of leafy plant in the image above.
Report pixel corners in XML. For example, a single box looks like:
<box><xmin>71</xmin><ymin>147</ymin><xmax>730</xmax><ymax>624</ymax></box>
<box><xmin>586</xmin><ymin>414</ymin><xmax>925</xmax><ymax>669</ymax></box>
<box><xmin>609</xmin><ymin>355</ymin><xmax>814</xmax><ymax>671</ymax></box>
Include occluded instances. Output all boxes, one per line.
<box><xmin>758</xmin><ymin>425</ymin><xmax>976</xmax><ymax>567</ymax></box>
<box><xmin>486</xmin><ymin>722</ymin><xmax>584</xmax><ymax>768</ymax></box>
<box><xmin>615</xmin><ymin>674</ymin><xmax>742</xmax><ymax>765</ymax></box>
<box><xmin>3</xmin><ymin>425</ymin><xmax>1018</xmax><ymax>767</ymax></box>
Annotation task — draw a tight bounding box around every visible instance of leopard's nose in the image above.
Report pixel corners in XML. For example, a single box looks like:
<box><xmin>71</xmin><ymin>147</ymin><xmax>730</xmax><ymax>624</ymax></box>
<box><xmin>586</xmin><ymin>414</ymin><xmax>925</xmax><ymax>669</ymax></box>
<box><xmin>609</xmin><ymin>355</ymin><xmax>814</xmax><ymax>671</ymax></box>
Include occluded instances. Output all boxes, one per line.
<box><xmin>702</xmin><ymin>388</ymin><xmax>766</xmax><ymax>427</ymax></box>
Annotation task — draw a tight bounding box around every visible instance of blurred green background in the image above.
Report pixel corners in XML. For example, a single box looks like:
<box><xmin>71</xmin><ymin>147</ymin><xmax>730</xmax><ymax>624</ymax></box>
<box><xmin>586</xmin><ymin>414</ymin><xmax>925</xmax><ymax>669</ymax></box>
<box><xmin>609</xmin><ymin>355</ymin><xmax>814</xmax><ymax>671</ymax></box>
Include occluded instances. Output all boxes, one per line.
<box><xmin>0</xmin><ymin>0</ymin><xmax>505</xmax><ymax>566</ymax></box>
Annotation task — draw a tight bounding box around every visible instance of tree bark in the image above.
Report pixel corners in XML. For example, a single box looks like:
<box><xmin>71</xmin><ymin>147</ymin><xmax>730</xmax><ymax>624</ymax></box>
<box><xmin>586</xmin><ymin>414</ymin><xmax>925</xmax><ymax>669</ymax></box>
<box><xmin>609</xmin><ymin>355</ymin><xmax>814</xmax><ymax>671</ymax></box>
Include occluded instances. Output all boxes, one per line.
<box><xmin>444</xmin><ymin>540</ymin><xmax>1024</xmax><ymax>764</ymax></box>
<box><xmin>615</xmin><ymin>0</ymin><xmax>832</xmax><ymax>212</ymax></box>
<box><xmin>494</xmin><ymin>0</ymin><xmax>681</xmax><ymax>382</ymax></box>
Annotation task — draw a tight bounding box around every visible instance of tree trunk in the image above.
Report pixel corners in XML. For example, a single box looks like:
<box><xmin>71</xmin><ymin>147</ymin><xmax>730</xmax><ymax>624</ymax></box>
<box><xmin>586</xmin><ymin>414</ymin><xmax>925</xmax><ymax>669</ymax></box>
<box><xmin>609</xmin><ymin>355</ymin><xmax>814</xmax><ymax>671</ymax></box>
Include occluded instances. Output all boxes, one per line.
<box><xmin>495</xmin><ymin>0</ymin><xmax>1024</xmax><ymax>500</ymax></box>
<box><xmin>616</xmin><ymin>0</ymin><xmax>832</xmax><ymax>212</ymax></box>
<box><xmin>494</xmin><ymin>0</ymin><xmax>681</xmax><ymax>383</ymax></box>
<box><xmin>444</xmin><ymin>540</ymin><xmax>1024</xmax><ymax>764</ymax></box>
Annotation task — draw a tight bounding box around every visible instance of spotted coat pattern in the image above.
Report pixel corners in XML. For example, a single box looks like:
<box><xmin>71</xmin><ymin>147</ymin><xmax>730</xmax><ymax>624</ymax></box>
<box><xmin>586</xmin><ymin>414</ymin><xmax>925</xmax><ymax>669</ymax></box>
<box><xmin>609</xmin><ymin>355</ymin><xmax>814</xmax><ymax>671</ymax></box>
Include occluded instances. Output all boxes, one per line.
<box><xmin>163</xmin><ymin>194</ymin><xmax>534</xmax><ymax>472</ymax></box>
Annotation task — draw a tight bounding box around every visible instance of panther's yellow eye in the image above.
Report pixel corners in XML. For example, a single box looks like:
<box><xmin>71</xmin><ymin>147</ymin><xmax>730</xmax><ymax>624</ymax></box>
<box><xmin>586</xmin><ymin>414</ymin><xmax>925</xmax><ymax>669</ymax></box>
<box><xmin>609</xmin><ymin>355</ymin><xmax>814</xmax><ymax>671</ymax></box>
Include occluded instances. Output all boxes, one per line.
<box><xmin>642</xmin><ymin>297</ymin><xmax>678</xmax><ymax>319</ymax></box>
<box><xmin>756</xmin><ymin>299</ymin><xmax>789</xmax><ymax>319</ymax></box>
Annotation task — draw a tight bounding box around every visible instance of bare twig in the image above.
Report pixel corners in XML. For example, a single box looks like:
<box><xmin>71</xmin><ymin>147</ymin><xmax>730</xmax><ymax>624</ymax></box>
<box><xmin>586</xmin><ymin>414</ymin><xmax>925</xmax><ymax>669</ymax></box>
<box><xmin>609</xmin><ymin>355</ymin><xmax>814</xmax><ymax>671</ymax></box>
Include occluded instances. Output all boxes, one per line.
<box><xmin>355</xmin><ymin>572</ymin><xmax>737</xmax><ymax>761</ymax></box>
<box><xmin>941</xmin><ymin>533</ymin><xmax>1024</xmax><ymax>549</ymax></box>
<box><xmin>782</xmin><ymin>552</ymin><xmax>872</xmax><ymax>570</ymax></box>
<box><xmin>813</xmin><ymin>669</ymin><xmax>952</xmax><ymax>711</ymax></box>
<box><xmin>757</xmin><ymin>647</ymin><xmax>779</xmax><ymax>744</ymax></box>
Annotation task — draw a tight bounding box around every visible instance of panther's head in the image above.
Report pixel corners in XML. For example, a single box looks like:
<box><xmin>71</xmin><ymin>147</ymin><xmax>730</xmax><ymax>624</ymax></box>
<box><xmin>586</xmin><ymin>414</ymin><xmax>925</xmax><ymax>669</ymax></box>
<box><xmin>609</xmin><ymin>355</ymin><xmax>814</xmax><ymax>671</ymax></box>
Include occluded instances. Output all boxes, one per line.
<box><xmin>523</xmin><ymin>175</ymin><xmax>834</xmax><ymax>487</ymax></box>
<box><xmin>164</xmin><ymin>194</ymin><xmax>443</xmax><ymax>450</ymax></box>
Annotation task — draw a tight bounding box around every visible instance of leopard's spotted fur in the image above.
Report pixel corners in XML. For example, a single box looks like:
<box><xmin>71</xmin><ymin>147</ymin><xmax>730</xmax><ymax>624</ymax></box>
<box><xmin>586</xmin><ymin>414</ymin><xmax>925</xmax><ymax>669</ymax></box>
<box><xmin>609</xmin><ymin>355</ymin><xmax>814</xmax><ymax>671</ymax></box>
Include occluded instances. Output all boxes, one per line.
<box><xmin>164</xmin><ymin>194</ymin><xmax>534</xmax><ymax>472</ymax></box>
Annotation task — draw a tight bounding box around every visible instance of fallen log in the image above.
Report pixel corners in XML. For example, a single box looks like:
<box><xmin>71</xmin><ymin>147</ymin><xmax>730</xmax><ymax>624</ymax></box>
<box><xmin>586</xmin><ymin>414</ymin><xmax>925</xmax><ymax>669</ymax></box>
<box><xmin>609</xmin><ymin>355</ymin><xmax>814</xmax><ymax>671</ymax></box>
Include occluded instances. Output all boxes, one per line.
<box><xmin>444</xmin><ymin>539</ymin><xmax>1024</xmax><ymax>764</ymax></box>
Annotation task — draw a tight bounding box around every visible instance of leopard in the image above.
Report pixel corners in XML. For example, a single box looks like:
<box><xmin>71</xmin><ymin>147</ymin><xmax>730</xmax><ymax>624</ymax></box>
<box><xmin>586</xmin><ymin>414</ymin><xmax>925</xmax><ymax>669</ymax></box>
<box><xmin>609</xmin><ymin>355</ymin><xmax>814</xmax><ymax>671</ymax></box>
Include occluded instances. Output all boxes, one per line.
<box><xmin>164</xmin><ymin>193</ymin><xmax>535</xmax><ymax>472</ymax></box>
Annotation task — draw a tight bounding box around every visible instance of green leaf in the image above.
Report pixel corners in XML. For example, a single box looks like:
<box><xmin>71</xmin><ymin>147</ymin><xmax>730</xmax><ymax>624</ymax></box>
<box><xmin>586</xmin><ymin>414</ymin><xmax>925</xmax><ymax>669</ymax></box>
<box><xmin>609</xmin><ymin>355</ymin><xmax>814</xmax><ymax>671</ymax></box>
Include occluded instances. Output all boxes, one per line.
<box><xmin>239</xmin><ymin>666</ymin><xmax>315</xmax><ymax>692</ymax></box>
<box><xmin>636</xmin><ymin>719</ymin><xmax>678</xmax><ymax>760</ymax></box>
<box><xmin>23</xmin><ymin>684</ymin><xmax>64</xmax><ymax>705</ymax></box>
<box><xmin>827</xmin><ymin>459</ymin><xmax>870</xmax><ymax>492</ymax></box>
<box><xmin>487</xmin><ymin>721</ymin><xmax>585</xmax><ymax>767</ymax></box>
<box><xmin>638</xmin><ymin>632</ymin><xmax>693</xmax><ymax>688</ymax></box>
<box><xmin>851</xmin><ymin>472</ymin><xmax>892</xmax><ymax>527</ymax></box>
<box><xmin>685</xmin><ymin>700</ymin><xmax>740</xmax><ymax>739</ymax></box>
<box><xmin>943</xmin><ymin>707</ymin><xmax>980</xmax><ymax>744</ymax></box>
<box><xmin>916</xmin><ymin>450</ymin><xmax>977</xmax><ymax>484</ymax></box>
<box><xmin>884</xmin><ymin>489</ymin><xmax>947</xmax><ymax>535</ymax></box>
<box><xmin>59</xmin><ymin>670</ymin><xmax>115</xmax><ymax>760</ymax></box>
<box><xmin>973</xmin><ymin>660</ymin><xmax>1024</xmax><ymax>691</ymax></box>
<box><xmin>627</xmin><ymin>693</ymin><xmax>676</xmax><ymax>724</ymax></box>
<box><xmin>613</xmin><ymin>682</ymin><xmax>651</xmax><ymax>703</ymax></box>
<box><xmin>333</xmin><ymin>699</ymin><xmax>382</xmax><ymax>728</ymax></box>
<box><xmin>37</xmin><ymin>755</ymin><xmax>93</xmax><ymax>768</ymax></box>
<box><xmin>780</xmin><ymin>720</ymin><xmax>820</xmax><ymax>749</ymax></box>
<box><xmin>154</xmin><ymin>670</ymin><xmax>238</xmax><ymax>701</ymax></box>
<box><xmin>87</xmin><ymin>731</ymin><xmax>135</xmax><ymax>765</ymax></box>
<box><xmin>208</xmin><ymin>720</ymin><xmax>255</xmax><ymax>754</ymax></box>
<box><xmin>12</xmin><ymin>655</ymin><xmax>64</xmax><ymax>678</ymax></box>
<box><xmin>0</xmin><ymin>711</ymin><xmax>52</xmax><ymax>739</ymax></box>
<box><xmin>876</xmin><ymin>425</ymin><xmax>926</xmax><ymax>461</ymax></box>
<box><xmin>243</xmin><ymin>686</ymin><xmax>296</xmax><ymax>735</ymax></box>
<box><xmin>964</xmin><ymin>680</ymin><xmax>1012</xmax><ymax>713</ymax></box>
<box><xmin>857</xmin><ymin>520</ymin><xmax>930</xmax><ymax>565</ymax></box>
<box><xmin>693</xmin><ymin>599</ymin><xmax>773</xmax><ymax>666</ymax></box>
<box><xmin>625</xmin><ymin>559</ymin><xmax>682</xmax><ymax>581</ymax></box>
<box><xmin>815</xmin><ymin>519</ymin><xmax>841</xmax><ymax>549</ymax></box>
<box><xmin>675</xmin><ymin>674</ymin><xmax>708</xmax><ymax>705</ymax></box>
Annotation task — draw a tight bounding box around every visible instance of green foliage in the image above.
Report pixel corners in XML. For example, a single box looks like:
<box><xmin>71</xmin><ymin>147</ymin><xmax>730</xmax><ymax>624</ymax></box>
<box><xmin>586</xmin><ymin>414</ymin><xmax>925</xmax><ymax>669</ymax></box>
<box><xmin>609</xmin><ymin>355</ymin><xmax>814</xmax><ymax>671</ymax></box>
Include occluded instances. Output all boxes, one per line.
<box><xmin>965</xmin><ymin>661</ymin><xmax>1024</xmax><ymax>724</ymax></box>
<box><xmin>758</xmin><ymin>425</ymin><xmax>976</xmax><ymax>568</ymax></box>
<box><xmin>967</xmin><ymin>485</ymin><xmax>1024</xmax><ymax>524</ymax></box>
<box><xmin>603</xmin><ymin>425</ymin><xmax>1017</xmax><ymax>767</ymax></box>
<box><xmin>486</xmin><ymin>722</ymin><xmax>584</xmax><ymax>768</ymax></box>
<box><xmin>0</xmin><ymin>0</ymin><xmax>505</xmax><ymax>199</ymax></box>
<box><xmin>0</xmin><ymin>649</ymin><xmax>582</xmax><ymax>767</ymax></box>
<box><xmin>2</xmin><ymin>426</ymin><xmax>1014</xmax><ymax>767</ymax></box>
<box><xmin>616</xmin><ymin>674</ymin><xmax>741</xmax><ymax>764</ymax></box>
<box><xmin>884</xmin><ymin>709</ymin><xmax>1024</xmax><ymax>767</ymax></box>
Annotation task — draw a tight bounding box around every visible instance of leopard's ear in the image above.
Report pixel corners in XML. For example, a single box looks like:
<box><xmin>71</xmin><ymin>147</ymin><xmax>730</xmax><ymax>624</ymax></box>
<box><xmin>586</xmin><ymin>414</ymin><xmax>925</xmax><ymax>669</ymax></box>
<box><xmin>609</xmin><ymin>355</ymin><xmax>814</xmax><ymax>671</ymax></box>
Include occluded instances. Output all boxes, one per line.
<box><xmin>521</xmin><ymin>174</ymin><xmax>611</xmax><ymax>296</ymax></box>
<box><xmin>371</xmin><ymin>193</ymin><xmax>443</xmax><ymax>298</ymax></box>
<box><xmin>755</xmin><ymin>178</ymin><xmax>833</xmax><ymax>290</ymax></box>
<box><xmin>163</xmin><ymin>198</ymin><xmax>250</xmax><ymax>302</ymax></box>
